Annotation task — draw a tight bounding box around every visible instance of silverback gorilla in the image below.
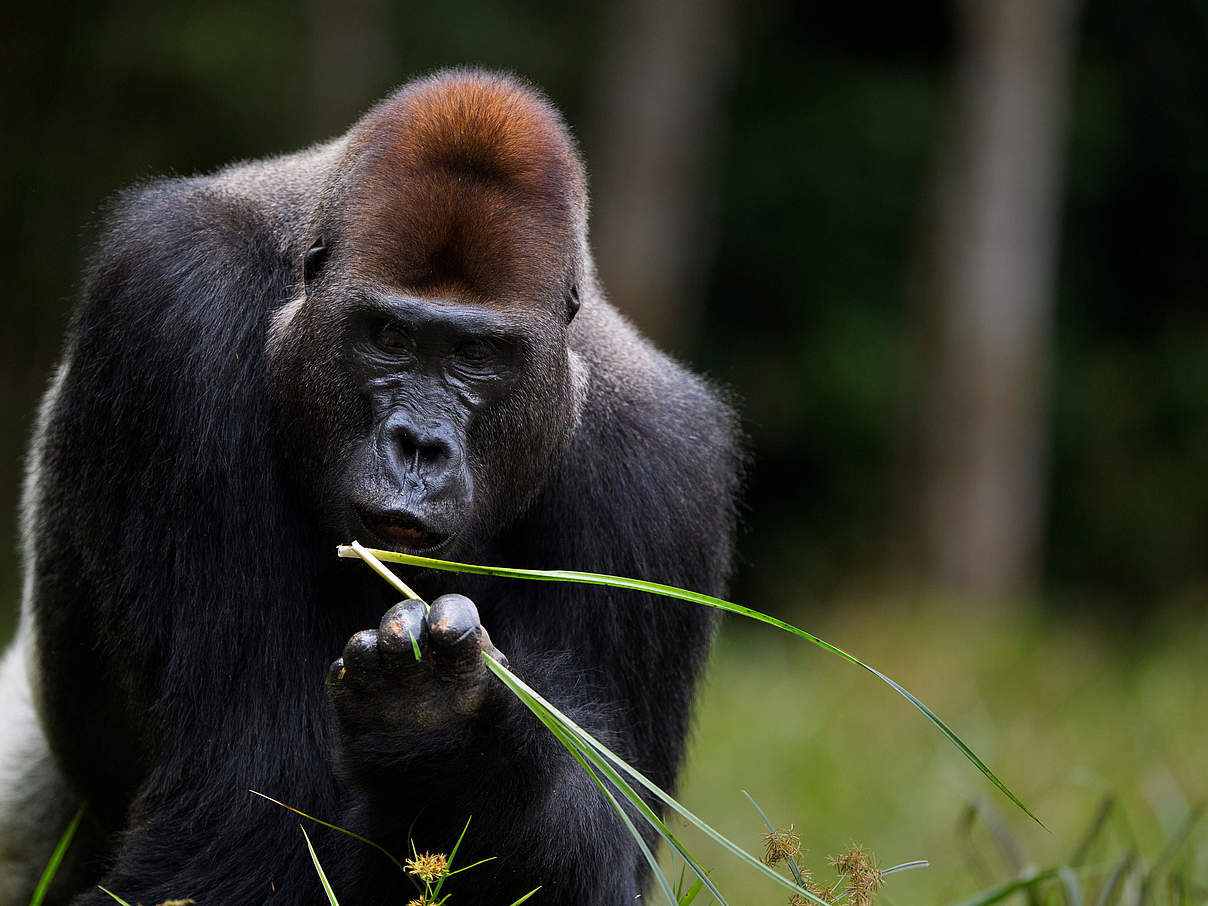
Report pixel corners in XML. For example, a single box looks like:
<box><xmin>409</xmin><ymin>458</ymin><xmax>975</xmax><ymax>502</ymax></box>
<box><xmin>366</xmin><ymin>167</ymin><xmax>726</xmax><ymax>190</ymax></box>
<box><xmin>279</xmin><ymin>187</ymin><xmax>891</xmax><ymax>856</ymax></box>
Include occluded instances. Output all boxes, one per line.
<box><xmin>0</xmin><ymin>70</ymin><xmax>740</xmax><ymax>905</ymax></box>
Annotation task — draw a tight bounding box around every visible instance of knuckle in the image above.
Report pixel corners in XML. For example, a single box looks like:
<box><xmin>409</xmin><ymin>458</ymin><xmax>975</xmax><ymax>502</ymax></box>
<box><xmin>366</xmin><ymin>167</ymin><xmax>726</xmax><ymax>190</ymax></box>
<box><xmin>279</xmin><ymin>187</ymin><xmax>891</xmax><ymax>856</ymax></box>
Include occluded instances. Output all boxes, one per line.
<box><xmin>428</xmin><ymin>594</ymin><xmax>481</xmax><ymax>646</ymax></box>
<box><xmin>342</xmin><ymin>629</ymin><xmax>380</xmax><ymax>665</ymax></box>
<box><xmin>379</xmin><ymin>600</ymin><xmax>428</xmax><ymax>655</ymax></box>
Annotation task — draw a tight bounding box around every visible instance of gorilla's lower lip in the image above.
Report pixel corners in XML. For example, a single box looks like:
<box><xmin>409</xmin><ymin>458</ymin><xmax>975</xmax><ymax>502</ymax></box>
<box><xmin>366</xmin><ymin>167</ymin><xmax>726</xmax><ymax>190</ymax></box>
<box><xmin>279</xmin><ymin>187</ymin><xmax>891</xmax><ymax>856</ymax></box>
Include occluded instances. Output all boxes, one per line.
<box><xmin>355</xmin><ymin>509</ymin><xmax>455</xmax><ymax>555</ymax></box>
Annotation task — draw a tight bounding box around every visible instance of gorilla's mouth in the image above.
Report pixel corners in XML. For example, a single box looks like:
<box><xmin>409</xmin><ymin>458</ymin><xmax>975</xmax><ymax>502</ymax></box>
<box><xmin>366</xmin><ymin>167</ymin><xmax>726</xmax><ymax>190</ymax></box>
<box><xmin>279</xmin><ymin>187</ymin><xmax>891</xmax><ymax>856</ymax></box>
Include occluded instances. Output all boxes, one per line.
<box><xmin>355</xmin><ymin>507</ymin><xmax>455</xmax><ymax>555</ymax></box>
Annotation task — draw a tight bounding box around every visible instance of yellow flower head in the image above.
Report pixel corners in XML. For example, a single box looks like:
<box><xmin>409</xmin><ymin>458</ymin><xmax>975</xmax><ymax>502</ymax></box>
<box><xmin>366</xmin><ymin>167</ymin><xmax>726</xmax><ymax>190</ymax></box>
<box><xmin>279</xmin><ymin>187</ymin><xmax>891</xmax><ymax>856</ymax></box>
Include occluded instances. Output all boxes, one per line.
<box><xmin>404</xmin><ymin>851</ymin><xmax>449</xmax><ymax>884</ymax></box>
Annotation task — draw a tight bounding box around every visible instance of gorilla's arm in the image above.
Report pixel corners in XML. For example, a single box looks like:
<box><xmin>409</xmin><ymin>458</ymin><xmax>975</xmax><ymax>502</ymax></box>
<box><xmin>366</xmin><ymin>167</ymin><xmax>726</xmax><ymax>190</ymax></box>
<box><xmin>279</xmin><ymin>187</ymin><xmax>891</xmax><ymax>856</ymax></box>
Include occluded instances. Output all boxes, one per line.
<box><xmin>27</xmin><ymin>178</ymin><xmax>360</xmax><ymax>904</ymax></box>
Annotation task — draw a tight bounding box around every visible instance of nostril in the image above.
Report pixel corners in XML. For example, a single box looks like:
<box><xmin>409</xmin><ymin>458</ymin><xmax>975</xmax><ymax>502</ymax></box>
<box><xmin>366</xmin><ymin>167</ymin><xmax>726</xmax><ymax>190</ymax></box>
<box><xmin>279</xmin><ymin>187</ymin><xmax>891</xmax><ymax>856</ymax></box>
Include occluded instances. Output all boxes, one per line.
<box><xmin>392</xmin><ymin>424</ymin><xmax>455</xmax><ymax>474</ymax></box>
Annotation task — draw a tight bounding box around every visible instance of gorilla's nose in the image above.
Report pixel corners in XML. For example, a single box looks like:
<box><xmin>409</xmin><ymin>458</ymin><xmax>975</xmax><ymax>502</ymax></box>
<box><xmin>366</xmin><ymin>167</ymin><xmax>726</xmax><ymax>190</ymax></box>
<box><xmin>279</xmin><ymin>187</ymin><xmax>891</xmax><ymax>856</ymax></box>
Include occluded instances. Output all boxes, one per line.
<box><xmin>386</xmin><ymin>416</ymin><xmax>461</xmax><ymax>488</ymax></box>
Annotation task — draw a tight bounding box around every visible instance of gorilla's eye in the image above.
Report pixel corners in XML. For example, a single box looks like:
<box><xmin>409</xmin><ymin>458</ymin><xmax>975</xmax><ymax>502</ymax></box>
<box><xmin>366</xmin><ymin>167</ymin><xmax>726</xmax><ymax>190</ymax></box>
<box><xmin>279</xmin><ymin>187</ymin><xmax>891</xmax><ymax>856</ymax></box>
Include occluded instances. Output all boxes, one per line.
<box><xmin>375</xmin><ymin>322</ymin><xmax>413</xmax><ymax>353</ymax></box>
<box><xmin>456</xmin><ymin>339</ymin><xmax>496</xmax><ymax>363</ymax></box>
<box><xmin>303</xmin><ymin>237</ymin><xmax>328</xmax><ymax>292</ymax></box>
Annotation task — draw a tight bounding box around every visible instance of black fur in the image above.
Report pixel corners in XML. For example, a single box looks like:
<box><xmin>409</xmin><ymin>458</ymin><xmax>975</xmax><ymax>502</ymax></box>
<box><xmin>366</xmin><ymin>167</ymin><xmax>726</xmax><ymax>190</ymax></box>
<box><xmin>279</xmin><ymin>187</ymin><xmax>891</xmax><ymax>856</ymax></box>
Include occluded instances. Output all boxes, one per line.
<box><xmin>7</xmin><ymin>71</ymin><xmax>740</xmax><ymax>905</ymax></box>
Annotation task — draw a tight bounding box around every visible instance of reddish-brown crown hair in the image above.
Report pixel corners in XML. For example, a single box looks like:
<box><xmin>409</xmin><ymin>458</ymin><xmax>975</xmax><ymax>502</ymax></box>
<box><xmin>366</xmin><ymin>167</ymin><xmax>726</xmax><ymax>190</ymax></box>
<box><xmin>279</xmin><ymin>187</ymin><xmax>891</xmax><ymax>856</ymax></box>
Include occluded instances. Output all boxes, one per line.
<box><xmin>333</xmin><ymin>69</ymin><xmax>586</xmax><ymax>307</ymax></box>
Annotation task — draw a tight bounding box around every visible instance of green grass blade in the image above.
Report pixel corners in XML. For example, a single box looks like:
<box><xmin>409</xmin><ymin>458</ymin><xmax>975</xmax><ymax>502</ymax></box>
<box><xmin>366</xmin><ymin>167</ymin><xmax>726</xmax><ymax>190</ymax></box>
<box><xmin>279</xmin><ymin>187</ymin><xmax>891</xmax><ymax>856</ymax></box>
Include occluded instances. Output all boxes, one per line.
<box><xmin>301</xmin><ymin>825</ymin><xmax>341</xmax><ymax>906</ymax></box>
<box><xmin>552</xmin><ymin>714</ymin><xmax>677</xmax><ymax>904</ymax></box>
<box><xmin>491</xmin><ymin>652</ymin><xmax>735</xmax><ymax>906</ymax></box>
<box><xmin>445</xmin><ymin>856</ymin><xmax>496</xmax><ymax>877</ymax></box>
<box><xmin>431</xmin><ymin>816</ymin><xmax>472</xmax><ymax>898</ymax></box>
<box><xmin>946</xmin><ymin>868</ymin><xmax>1065</xmax><ymax>906</ymax></box>
<box><xmin>883</xmin><ymin>860</ymin><xmax>930</xmax><ymax>876</ymax></box>
<box><xmin>559</xmin><ymin>727</ymin><xmax>724</xmax><ymax>906</ymax></box>
<box><xmin>485</xmin><ymin>652</ymin><xmax>828</xmax><ymax>906</ymax></box>
<box><xmin>342</xmin><ymin>545</ymin><xmax>1041</xmax><ymax>828</ymax></box>
<box><xmin>494</xmin><ymin>656</ymin><xmax>680</xmax><ymax>906</ymax></box>
<box><xmin>96</xmin><ymin>888</ymin><xmax>133</xmax><ymax>906</ymax></box>
<box><xmin>249</xmin><ymin>790</ymin><xmax>402</xmax><ymax>870</ymax></box>
<box><xmin>679</xmin><ymin>876</ymin><xmax>706</xmax><ymax>905</ymax></box>
<box><xmin>563</xmin><ymin>736</ymin><xmax>677</xmax><ymax>906</ymax></box>
<box><xmin>672</xmin><ymin>855</ymin><xmax>686</xmax><ymax>897</ymax></box>
<box><xmin>28</xmin><ymin>803</ymin><xmax>85</xmax><ymax>906</ymax></box>
<box><xmin>507</xmin><ymin>888</ymin><xmax>542</xmax><ymax>905</ymax></box>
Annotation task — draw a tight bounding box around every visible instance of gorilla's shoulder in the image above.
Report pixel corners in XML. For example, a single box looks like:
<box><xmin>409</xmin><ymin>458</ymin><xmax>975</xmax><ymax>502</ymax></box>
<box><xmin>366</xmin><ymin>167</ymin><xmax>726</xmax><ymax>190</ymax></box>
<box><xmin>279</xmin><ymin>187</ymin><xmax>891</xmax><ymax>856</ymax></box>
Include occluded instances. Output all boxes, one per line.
<box><xmin>85</xmin><ymin>140</ymin><xmax>342</xmax><ymax>304</ymax></box>
<box><xmin>72</xmin><ymin>147</ymin><xmax>342</xmax><ymax>352</ymax></box>
<box><xmin>574</xmin><ymin>299</ymin><xmax>740</xmax><ymax>460</ymax></box>
<box><xmin>562</xmin><ymin>299</ymin><xmax>743</xmax><ymax>576</ymax></box>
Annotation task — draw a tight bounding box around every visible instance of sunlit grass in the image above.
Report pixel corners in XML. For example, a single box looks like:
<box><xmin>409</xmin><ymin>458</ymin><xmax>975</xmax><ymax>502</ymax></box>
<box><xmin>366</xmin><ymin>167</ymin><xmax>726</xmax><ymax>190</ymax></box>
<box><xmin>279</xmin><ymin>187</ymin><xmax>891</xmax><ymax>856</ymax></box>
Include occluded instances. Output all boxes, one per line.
<box><xmin>673</xmin><ymin>599</ymin><xmax>1208</xmax><ymax>903</ymax></box>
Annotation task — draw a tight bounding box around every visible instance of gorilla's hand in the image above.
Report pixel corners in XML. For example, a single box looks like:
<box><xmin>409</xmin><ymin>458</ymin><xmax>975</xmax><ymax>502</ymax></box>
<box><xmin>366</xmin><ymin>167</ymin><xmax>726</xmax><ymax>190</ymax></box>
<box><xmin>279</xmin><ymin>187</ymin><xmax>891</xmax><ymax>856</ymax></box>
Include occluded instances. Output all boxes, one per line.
<box><xmin>327</xmin><ymin>594</ymin><xmax>508</xmax><ymax>749</ymax></box>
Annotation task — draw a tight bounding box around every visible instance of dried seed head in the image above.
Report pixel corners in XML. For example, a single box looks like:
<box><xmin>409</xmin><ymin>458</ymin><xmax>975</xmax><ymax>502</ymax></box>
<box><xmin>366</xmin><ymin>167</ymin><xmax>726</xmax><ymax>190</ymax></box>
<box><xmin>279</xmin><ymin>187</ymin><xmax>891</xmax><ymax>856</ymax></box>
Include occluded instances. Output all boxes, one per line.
<box><xmin>827</xmin><ymin>842</ymin><xmax>869</xmax><ymax>874</ymax></box>
<box><xmin>762</xmin><ymin>823</ymin><xmax>803</xmax><ymax>865</ymax></box>
<box><xmin>828</xmin><ymin>843</ymin><xmax>885</xmax><ymax>905</ymax></box>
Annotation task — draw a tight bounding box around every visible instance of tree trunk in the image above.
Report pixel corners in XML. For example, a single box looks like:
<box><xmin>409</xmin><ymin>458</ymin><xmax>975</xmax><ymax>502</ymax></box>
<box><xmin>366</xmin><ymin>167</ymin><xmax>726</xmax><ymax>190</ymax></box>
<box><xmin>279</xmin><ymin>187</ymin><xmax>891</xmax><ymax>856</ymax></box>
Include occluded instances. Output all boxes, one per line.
<box><xmin>586</xmin><ymin>0</ymin><xmax>735</xmax><ymax>353</ymax></box>
<box><xmin>899</xmin><ymin>0</ymin><xmax>1081</xmax><ymax>599</ymax></box>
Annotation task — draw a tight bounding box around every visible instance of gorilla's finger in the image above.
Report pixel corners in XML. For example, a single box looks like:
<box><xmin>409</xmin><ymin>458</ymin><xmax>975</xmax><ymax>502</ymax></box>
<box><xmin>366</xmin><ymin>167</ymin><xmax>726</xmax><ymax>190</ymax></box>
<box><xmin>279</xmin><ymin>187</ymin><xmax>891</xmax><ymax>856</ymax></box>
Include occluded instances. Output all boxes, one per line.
<box><xmin>341</xmin><ymin>629</ymin><xmax>382</xmax><ymax>680</ymax></box>
<box><xmin>378</xmin><ymin>599</ymin><xmax>429</xmax><ymax>666</ymax></box>
<box><xmin>428</xmin><ymin>594</ymin><xmax>484</xmax><ymax>665</ymax></box>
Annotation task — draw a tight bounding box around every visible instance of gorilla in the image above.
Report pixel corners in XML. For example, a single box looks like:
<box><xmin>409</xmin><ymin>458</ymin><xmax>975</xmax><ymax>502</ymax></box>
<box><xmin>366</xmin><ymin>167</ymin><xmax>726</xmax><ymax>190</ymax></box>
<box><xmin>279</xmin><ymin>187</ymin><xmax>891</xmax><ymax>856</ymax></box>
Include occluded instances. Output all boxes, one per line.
<box><xmin>0</xmin><ymin>70</ymin><xmax>740</xmax><ymax>905</ymax></box>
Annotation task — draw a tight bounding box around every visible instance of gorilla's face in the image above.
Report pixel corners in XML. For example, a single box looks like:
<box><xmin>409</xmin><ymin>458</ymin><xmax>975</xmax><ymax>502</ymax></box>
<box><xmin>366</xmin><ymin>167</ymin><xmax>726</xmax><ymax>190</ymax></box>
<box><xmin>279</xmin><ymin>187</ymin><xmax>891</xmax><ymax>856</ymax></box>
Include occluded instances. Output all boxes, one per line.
<box><xmin>339</xmin><ymin>293</ymin><xmax>514</xmax><ymax>553</ymax></box>
<box><xmin>267</xmin><ymin>245</ymin><xmax>581</xmax><ymax>557</ymax></box>
<box><xmin>332</xmin><ymin>287</ymin><xmax>574</xmax><ymax>556</ymax></box>
<box><xmin>267</xmin><ymin>73</ymin><xmax>589</xmax><ymax>557</ymax></box>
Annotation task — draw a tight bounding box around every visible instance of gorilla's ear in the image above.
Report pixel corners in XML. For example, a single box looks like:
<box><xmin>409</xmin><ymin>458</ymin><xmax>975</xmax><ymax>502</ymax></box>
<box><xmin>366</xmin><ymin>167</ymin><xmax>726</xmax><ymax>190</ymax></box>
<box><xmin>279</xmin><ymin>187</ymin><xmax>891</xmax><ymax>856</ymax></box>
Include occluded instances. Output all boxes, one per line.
<box><xmin>303</xmin><ymin>237</ymin><xmax>328</xmax><ymax>294</ymax></box>
<box><xmin>566</xmin><ymin>283</ymin><xmax>580</xmax><ymax>323</ymax></box>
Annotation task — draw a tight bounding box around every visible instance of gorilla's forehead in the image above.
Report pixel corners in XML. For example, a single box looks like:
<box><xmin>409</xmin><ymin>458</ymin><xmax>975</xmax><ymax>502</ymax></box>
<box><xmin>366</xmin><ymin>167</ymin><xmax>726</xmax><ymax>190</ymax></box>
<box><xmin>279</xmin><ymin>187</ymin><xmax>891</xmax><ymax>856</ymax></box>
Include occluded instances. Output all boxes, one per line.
<box><xmin>333</xmin><ymin>71</ymin><xmax>584</xmax><ymax>305</ymax></box>
<box><xmin>342</xmin><ymin>166</ymin><xmax>574</xmax><ymax>304</ymax></box>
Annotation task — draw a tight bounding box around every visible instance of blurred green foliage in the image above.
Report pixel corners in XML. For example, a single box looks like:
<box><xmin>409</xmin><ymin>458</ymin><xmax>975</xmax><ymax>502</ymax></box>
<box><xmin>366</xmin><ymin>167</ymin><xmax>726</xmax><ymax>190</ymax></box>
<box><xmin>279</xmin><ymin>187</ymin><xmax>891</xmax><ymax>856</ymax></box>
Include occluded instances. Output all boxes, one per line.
<box><xmin>694</xmin><ymin>2</ymin><xmax>1208</xmax><ymax>606</ymax></box>
<box><xmin>678</xmin><ymin>603</ymin><xmax>1207</xmax><ymax>902</ymax></box>
<box><xmin>2</xmin><ymin>0</ymin><xmax>1207</xmax><ymax>634</ymax></box>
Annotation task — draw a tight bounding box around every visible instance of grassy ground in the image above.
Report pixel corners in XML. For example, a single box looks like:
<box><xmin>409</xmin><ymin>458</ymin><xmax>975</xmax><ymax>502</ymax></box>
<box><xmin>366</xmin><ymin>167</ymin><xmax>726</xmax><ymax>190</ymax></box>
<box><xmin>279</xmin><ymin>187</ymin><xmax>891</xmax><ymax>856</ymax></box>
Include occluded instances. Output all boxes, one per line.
<box><xmin>669</xmin><ymin>598</ymin><xmax>1207</xmax><ymax>904</ymax></box>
